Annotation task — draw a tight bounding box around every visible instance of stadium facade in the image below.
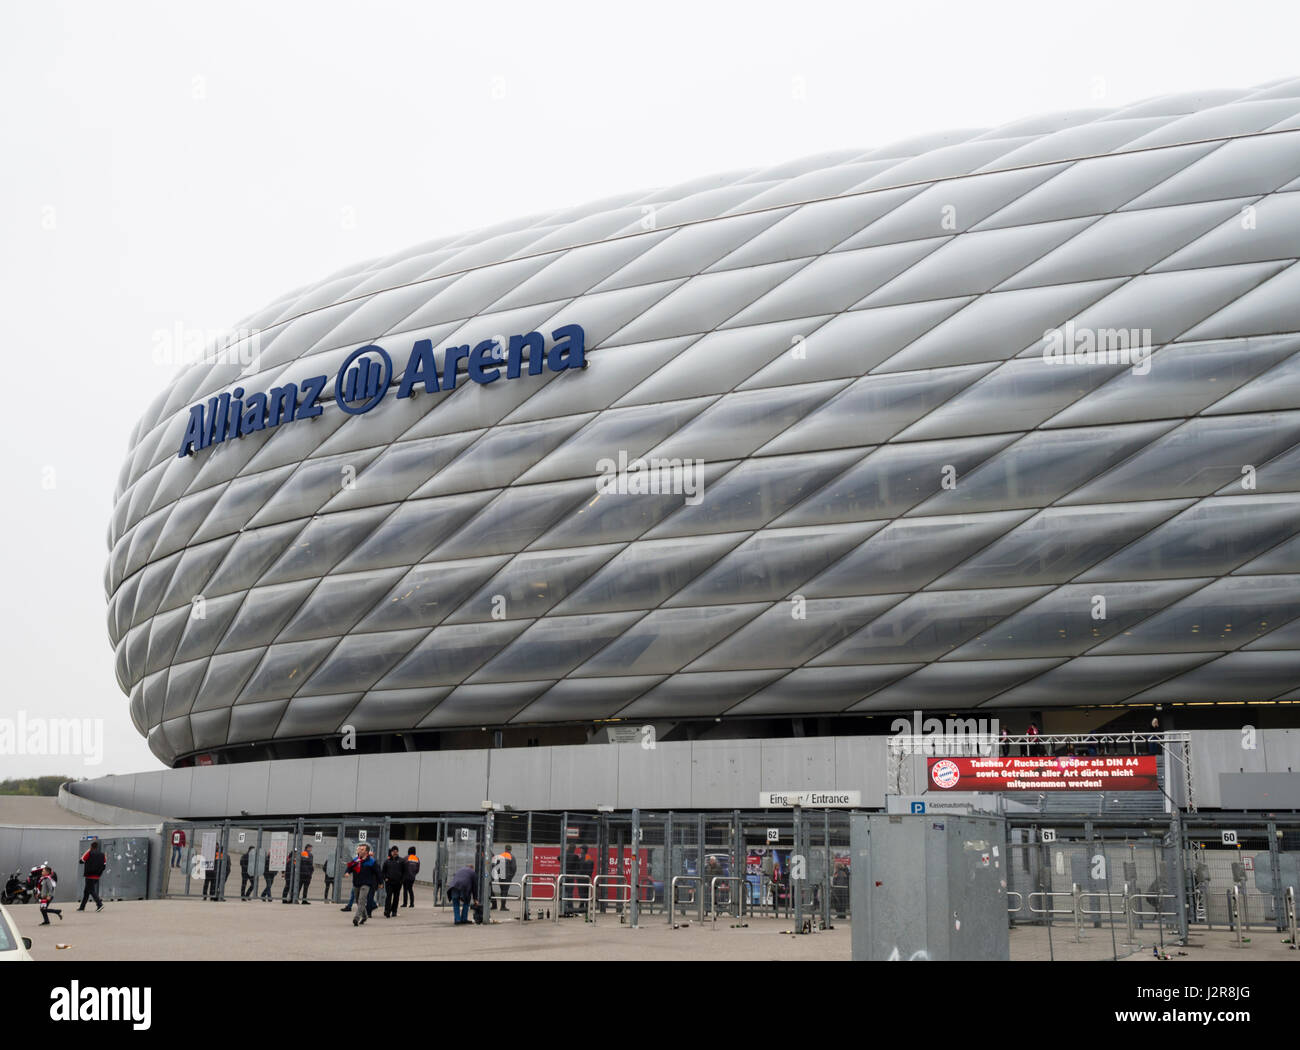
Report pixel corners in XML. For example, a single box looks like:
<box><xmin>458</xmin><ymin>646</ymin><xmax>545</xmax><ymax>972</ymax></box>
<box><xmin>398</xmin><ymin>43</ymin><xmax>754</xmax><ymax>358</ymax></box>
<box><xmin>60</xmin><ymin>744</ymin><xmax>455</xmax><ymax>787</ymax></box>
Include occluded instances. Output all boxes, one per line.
<box><xmin>109</xmin><ymin>80</ymin><xmax>1300</xmax><ymax>771</ymax></box>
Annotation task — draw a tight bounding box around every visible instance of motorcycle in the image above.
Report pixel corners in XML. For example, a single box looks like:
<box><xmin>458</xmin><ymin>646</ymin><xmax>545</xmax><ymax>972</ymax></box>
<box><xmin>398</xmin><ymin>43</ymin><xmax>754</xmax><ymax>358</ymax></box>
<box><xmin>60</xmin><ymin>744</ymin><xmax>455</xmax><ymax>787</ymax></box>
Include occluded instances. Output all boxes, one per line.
<box><xmin>2</xmin><ymin>869</ymin><xmax>32</xmax><ymax>905</ymax></box>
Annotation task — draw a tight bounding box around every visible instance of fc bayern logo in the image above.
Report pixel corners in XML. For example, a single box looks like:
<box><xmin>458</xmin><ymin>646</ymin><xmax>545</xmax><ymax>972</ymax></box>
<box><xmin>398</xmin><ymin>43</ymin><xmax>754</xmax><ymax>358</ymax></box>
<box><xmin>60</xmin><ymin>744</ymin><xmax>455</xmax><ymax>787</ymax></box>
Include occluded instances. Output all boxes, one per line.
<box><xmin>931</xmin><ymin>759</ymin><xmax>960</xmax><ymax>789</ymax></box>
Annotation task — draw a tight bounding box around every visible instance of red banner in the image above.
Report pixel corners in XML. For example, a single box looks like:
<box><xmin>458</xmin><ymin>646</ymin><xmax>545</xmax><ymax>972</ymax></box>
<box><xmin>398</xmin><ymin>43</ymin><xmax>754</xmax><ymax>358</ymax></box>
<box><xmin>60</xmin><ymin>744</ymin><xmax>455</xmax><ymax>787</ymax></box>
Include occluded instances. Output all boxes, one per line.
<box><xmin>927</xmin><ymin>755</ymin><xmax>1159</xmax><ymax>791</ymax></box>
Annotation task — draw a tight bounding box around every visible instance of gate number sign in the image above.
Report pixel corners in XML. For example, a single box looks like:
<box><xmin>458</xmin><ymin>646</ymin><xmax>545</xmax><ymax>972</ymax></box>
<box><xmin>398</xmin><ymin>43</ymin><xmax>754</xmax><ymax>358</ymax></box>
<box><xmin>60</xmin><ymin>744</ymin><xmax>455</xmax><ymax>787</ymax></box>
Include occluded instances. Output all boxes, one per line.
<box><xmin>460</xmin><ymin>828</ymin><xmax>471</xmax><ymax>841</ymax></box>
<box><xmin>314</xmin><ymin>831</ymin><xmax>323</xmax><ymax>843</ymax></box>
<box><xmin>358</xmin><ymin>830</ymin><xmax>367</xmax><ymax>841</ymax></box>
<box><xmin>1041</xmin><ymin>829</ymin><xmax>1057</xmax><ymax>843</ymax></box>
<box><xmin>766</xmin><ymin>828</ymin><xmax>780</xmax><ymax>843</ymax></box>
<box><xmin>1222</xmin><ymin>830</ymin><xmax>1238</xmax><ymax>846</ymax></box>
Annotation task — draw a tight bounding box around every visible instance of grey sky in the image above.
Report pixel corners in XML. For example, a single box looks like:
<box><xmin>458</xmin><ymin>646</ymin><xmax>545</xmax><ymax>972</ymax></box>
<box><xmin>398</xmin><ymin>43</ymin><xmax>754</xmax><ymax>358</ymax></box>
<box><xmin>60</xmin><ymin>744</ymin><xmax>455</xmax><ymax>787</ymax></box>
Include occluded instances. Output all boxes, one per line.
<box><xmin>2</xmin><ymin>0</ymin><xmax>1297</xmax><ymax>777</ymax></box>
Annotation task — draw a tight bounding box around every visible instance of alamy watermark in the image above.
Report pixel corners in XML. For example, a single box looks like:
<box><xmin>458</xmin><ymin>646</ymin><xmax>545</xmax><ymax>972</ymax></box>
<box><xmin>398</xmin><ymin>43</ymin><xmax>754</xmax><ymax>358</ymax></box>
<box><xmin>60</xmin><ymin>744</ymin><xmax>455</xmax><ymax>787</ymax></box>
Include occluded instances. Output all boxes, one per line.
<box><xmin>1041</xmin><ymin>322</ymin><xmax>1152</xmax><ymax>375</ymax></box>
<box><xmin>596</xmin><ymin>450</ymin><xmax>705</xmax><ymax>505</ymax></box>
<box><xmin>888</xmin><ymin>711</ymin><xmax>1001</xmax><ymax>756</ymax></box>
<box><xmin>0</xmin><ymin>712</ymin><xmax>104</xmax><ymax>766</ymax></box>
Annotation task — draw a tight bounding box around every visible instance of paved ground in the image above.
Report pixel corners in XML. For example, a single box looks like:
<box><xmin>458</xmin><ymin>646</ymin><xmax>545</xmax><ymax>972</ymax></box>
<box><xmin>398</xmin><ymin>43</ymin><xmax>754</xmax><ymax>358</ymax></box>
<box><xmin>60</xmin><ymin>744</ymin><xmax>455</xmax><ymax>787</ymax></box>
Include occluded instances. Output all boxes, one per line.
<box><xmin>0</xmin><ymin>796</ymin><xmax>105</xmax><ymax>825</ymax></box>
<box><xmin>12</xmin><ymin>899</ymin><xmax>1299</xmax><ymax>961</ymax></box>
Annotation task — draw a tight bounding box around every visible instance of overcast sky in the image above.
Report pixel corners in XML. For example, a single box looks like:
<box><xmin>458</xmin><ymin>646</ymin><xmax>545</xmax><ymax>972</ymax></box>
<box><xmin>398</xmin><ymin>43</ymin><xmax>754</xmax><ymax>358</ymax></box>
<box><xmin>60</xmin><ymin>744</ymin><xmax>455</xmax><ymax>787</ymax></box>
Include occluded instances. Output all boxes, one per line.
<box><xmin>2</xmin><ymin>0</ymin><xmax>1298</xmax><ymax>778</ymax></box>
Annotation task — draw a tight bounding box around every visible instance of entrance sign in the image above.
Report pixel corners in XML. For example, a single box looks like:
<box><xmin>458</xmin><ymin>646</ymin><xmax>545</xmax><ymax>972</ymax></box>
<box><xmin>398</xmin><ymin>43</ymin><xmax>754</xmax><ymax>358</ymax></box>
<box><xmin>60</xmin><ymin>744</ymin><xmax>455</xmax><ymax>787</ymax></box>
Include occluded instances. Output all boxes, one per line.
<box><xmin>759</xmin><ymin>790</ymin><xmax>861</xmax><ymax>808</ymax></box>
<box><xmin>926</xmin><ymin>756</ymin><xmax>1158</xmax><ymax>791</ymax></box>
<box><xmin>268</xmin><ymin>831</ymin><xmax>288</xmax><ymax>871</ymax></box>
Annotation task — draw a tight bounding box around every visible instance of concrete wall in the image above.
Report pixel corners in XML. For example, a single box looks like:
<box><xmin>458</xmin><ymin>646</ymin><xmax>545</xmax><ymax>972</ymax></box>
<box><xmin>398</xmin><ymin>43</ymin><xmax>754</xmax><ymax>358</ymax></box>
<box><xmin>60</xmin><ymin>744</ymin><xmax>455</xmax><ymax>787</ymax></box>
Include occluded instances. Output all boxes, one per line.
<box><xmin>0</xmin><ymin>824</ymin><xmax>161</xmax><ymax>903</ymax></box>
<box><xmin>61</xmin><ymin>729</ymin><xmax>1300</xmax><ymax>820</ymax></box>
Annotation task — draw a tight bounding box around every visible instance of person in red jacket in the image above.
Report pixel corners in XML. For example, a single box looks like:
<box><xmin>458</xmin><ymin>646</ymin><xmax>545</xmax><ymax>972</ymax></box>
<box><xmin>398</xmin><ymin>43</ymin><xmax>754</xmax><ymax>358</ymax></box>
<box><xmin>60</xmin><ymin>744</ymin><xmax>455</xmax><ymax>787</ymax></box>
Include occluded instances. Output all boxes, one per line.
<box><xmin>78</xmin><ymin>840</ymin><xmax>107</xmax><ymax>912</ymax></box>
<box><xmin>170</xmin><ymin>828</ymin><xmax>187</xmax><ymax>869</ymax></box>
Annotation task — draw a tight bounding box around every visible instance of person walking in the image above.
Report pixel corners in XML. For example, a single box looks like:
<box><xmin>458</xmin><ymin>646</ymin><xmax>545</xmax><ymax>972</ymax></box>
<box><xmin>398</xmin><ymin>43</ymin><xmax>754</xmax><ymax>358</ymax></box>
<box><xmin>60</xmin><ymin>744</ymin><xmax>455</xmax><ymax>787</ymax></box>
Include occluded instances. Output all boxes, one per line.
<box><xmin>239</xmin><ymin>848</ymin><xmax>256</xmax><ymax>900</ymax></box>
<box><xmin>321</xmin><ymin>851</ymin><xmax>336</xmax><ymax>902</ymax></box>
<box><xmin>260</xmin><ymin>850</ymin><xmax>275</xmax><ymax>901</ymax></box>
<box><xmin>347</xmin><ymin>843</ymin><xmax>379</xmax><ymax>925</ymax></box>
<box><xmin>298</xmin><ymin>845</ymin><xmax>314</xmax><ymax>904</ymax></box>
<box><xmin>382</xmin><ymin>846</ymin><xmax>406</xmax><ymax>918</ymax></box>
<box><xmin>401</xmin><ymin>847</ymin><xmax>419</xmax><ymax>909</ymax></box>
<box><xmin>447</xmin><ymin>862</ymin><xmax>478</xmax><ymax>925</ymax></box>
<box><xmin>37</xmin><ymin>866</ymin><xmax>62</xmax><ymax>925</ymax></box>
<box><xmin>77</xmin><ymin>840</ymin><xmax>106</xmax><ymax>912</ymax></box>
<box><xmin>169</xmin><ymin>828</ymin><xmax>187</xmax><ymax>869</ymax></box>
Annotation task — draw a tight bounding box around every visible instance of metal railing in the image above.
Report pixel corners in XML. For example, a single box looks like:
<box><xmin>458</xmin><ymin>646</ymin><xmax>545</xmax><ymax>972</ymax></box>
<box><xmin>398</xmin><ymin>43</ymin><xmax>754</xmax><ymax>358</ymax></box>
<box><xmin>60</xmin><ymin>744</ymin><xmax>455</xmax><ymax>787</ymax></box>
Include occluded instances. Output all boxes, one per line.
<box><xmin>667</xmin><ymin>875</ymin><xmax>701</xmax><ymax>923</ymax></box>
<box><xmin>556</xmin><ymin>874</ymin><xmax>592</xmax><ymax>922</ymax></box>
<box><xmin>589</xmin><ymin>875</ymin><xmax>631</xmax><ymax>924</ymax></box>
<box><xmin>519</xmin><ymin>872</ymin><xmax>556</xmax><ymax>921</ymax></box>
<box><xmin>708</xmin><ymin>876</ymin><xmax>744</xmax><ymax>925</ymax></box>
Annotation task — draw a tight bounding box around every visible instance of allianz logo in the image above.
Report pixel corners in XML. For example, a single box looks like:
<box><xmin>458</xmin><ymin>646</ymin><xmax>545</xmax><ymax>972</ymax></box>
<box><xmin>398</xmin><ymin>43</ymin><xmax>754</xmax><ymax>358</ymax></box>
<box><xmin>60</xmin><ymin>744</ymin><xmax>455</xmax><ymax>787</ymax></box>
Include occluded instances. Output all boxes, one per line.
<box><xmin>177</xmin><ymin>324</ymin><xmax>586</xmax><ymax>458</ymax></box>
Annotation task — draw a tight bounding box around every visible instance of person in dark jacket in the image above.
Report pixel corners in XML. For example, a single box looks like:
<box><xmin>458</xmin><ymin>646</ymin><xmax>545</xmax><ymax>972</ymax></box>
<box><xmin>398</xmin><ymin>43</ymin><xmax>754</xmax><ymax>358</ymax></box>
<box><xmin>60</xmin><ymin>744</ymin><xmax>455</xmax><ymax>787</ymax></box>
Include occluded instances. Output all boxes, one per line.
<box><xmin>348</xmin><ymin>844</ymin><xmax>379</xmax><ymax>925</ymax></box>
<box><xmin>298</xmin><ymin>845</ymin><xmax>314</xmax><ymax>904</ymax></box>
<box><xmin>322</xmin><ymin>852</ymin><xmax>336</xmax><ymax>902</ymax></box>
<box><xmin>78</xmin><ymin>840</ymin><xmax>107</xmax><ymax>911</ymax></box>
<box><xmin>447</xmin><ymin>863</ymin><xmax>478</xmax><ymax>925</ymax></box>
<box><xmin>382</xmin><ymin>846</ymin><xmax>406</xmax><ymax>917</ymax></box>
<box><xmin>260</xmin><ymin>851</ymin><xmax>276</xmax><ymax>901</ymax></box>
<box><xmin>281</xmin><ymin>850</ymin><xmax>297</xmax><ymax>903</ymax></box>
<box><xmin>401</xmin><ymin>847</ymin><xmax>420</xmax><ymax>909</ymax></box>
<box><xmin>239</xmin><ymin>850</ymin><xmax>256</xmax><ymax>900</ymax></box>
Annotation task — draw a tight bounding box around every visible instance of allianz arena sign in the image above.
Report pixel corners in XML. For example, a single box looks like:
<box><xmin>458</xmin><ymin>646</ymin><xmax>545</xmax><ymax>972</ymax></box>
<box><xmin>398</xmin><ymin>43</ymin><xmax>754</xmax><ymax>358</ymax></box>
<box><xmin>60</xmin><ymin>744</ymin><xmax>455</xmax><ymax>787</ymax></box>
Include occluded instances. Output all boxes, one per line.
<box><xmin>176</xmin><ymin>323</ymin><xmax>587</xmax><ymax>458</ymax></box>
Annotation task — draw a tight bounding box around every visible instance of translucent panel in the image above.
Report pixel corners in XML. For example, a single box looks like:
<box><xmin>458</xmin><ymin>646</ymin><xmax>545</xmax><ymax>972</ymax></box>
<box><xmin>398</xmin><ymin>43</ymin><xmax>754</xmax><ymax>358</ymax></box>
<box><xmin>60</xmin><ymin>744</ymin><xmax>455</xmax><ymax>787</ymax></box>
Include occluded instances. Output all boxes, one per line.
<box><xmin>1125</xmin><ymin>130</ymin><xmax>1300</xmax><ymax>208</ymax></box>
<box><xmin>238</xmin><ymin>639</ymin><xmax>337</xmax><ymax>704</ymax></box>
<box><xmin>1243</xmin><ymin>613</ymin><xmax>1300</xmax><ymax>650</ymax></box>
<box><xmin>1046</xmin><ymin>337</ymin><xmax>1300</xmax><ymax>427</ymax></box>
<box><xmin>864</xmin><ymin>218</ymin><xmax>1091</xmax><ymax>307</ymax></box>
<box><xmin>276</xmin><ymin>569</ymin><xmax>405</xmax><ymax>642</ymax></box>
<box><xmin>189</xmin><ymin>709</ymin><xmax>233</xmax><ymax>752</ymax></box>
<box><xmin>878</xmin><ymin>279</ymin><xmax>1123</xmax><ymax>372</ymax></box>
<box><xmin>647</xmin><ymin>381</ymin><xmax>845</xmax><ymax>462</ymax></box>
<box><xmin>609</xmin><ymin>259</ymin><xmax>805</xmax><ymax>344</ymax></box>
<box><xmin>320</xmin><ymin>431</ymin><xmax>480</xmax><ymax>512</ymax></box>
<box><xmin>148</xmin><ymin>485</ymin><xmax>226</xmax><ymax>563</ymax></box>
<box><xmin>1093</xmin><ymin>575</ymin><xmax>1300</xmax><ymax>653</ymax></box>
<box><xmin>1204</xmin><ymin>343</ymin><xmax>1300</xmax><ymax>416</ymax></box>
<box><xmin>616</xmin><ymin>671</ymin><xmax>785</xmax><ymax>718</ymax></box>
<box><xmin>412</xmin><ymin>415</ymin><xmax>592</xmax><ymax>497</ymax></box>
<box><xmin>1080</xmin><ymin>496</ymin><xmax>1300</xmax><ymax>581</ymax></box>
<box><xmin>1224</xmin><ymin>439</ymin><xmax>1300</xmax><ymax>494</ymax></box>
<box><xmin>726</xmin><ymin>664</ymin><xmax>925</xmax><ymax>714</ymax></box>
<box><xmin>511</xmin><ymin>676</ymin><xmax>666</xmax><ymax>723</ymax></box>
<box><xmin>467</xmin><ymin>612</ymin><xmax>642</xmax><ymax>683</ymax></box>
<box><xmin>975</xmin><ymin>142</ymin><xmax>1219</xmax><ymax>228</ymax></box>
<box><xmin>126</xmin><ymin>550</ymin><xmax>183</xmax><ymax>629</ymax></box>
<box><xmin>533</xmin><ymin>461</ymin><xmax>737</xmax><ymax>551</ymax></box>
<box><xmin>186</xmin><ymin>467</ymin><xmax>293</xmax><ymax>547</ymax></box>
<box><xmin>157</xmin><ymin>536</ymin><xmax>238</xmax><ymax>614</ymax></box>
<box><xmin>342</xmin><ymin>689</ymin><xmax>450</xmax><ymax>732</ymax></box>
<box><xmin>397</xmin><ymin>363</ymin><xmax>559</xmax><ymax>441</ymax></box>
<box><xmin>273</xmin><ymin>693</ymin><xmax>368</xmax><ymax>739</ymax></box>
<box><xmin>986</xmin><ymin>653</ymin><xmax>1216</xmax><ymax>707</ymax></box>
<box><xmin>839</xmin><ymin>164</ymin><xmax>1069</xmax><ymax>248</ymax></box>
<box><xmin>916</xmin><ymin>423</ymin><xmax>1174</xmax><ymax>515</ymax></box>
<box><xmin>504</xmin><ymin>338</ymin><xmax>697</xmax><ymax>424</ymax></box>
<box><xmin>202</xmin><ymin>522</ymin><xmax>301</xmax><ymax>597</ymax></box>
<box><xmin>1235</xmin><ymin>530</ymin><xmax>1300</xmax><ymax>574</ymax></box>
<box><xmin>724</xmin><ymin>240</ymin><xmax>943</xmax><ymax>329</ymax></box>
<box><xmin>142</xmin><ymin>606</ymin><xmax>192</xmax><ymax>678</ymax></box>
<box><xmin>227</xmin><ymin>700</ymin><xmax>290</xmax><ymax>745</ymax></box>
<box><xmin>425</xmin><ymin>478</ymin><xmax>592</xmax><ymax>560</ymax></box>
<box><xmin>1063</xmin><ymin>412</ymin><xmax>1300</xmax><ymax>504</ymax></box>
<box><xmin>352</xmin><ymin>556</ymin><xmax>507</xmax><ymax>632</ymax></box>
<box><xmin>552</xmin><ymin>534</ymin><xmax>745</xmax><ymax>615</ymax></box>
<box><xmin>846</xmin><ymin>658</ymin><xmax>1064</xmax><ymax>711</ymax></box>
<box><xmin>851</xmin><ymin>137</ymin><xmax>1031</xmax><ymax>189</ymax></box>
<box><xmin>1181</xmin><ymin>260</ymin><xmax>1300</xmax><ymax>342</ymax></box>
<box><xmin>614</xmin><ymin>318</ymin><xmax>826</xmax><ymax>405</ymax></box>
<box><xmin>712</xmin><ymin>188</ymin><xmax>919</xmax><ymax>269</ymax></box>
<box><xmin>802</xmin><ymin>511</ymin><xmax>1034</xmax><ymax>598</ymax></box>
<box><xmin>667</xmin><ymin>522</ymin><xmax>884</xmax><ymax>605</ymax></box>
<box><xmin>933</xmin><ymin>501</ymin><xmax>1189</xmax><ymax>588</ymax></box>
<box><xmin>595</xmin><ymin>208</ymin><xmax>789</xmax><ymax>290</ymax></box>
<box><xmin>192</xmin><ymin>649</ymin><xmax>266</xmax><ymax>713</ymax></box>
<box><xmin>813</xmin><ymin>587</ymin><xmax>1048</xmax><ymax>665</ymax></box>
<box><xmin>376</xmin><ymin>621</ymin><xmax>529</xmax><ymax>688</ymax></box>
<box><xmin>416</xmin><ymin>682</ymin><xmax>553</xmax><ymax>728</ymax></box>
<box><xmin>490</xmin><ymin>231</ymin><xmax>673</xmax><ymax>311</ymax></box>
<box><xmin>242</xmin><ymin>451</ymin><xmax>384</xmax><ymax>530</ymax></box>
<box><xmin>258</xmin><ymin>506</ymin><xmax>390</xmax><ymax>586</ymax></box>
<box><xmin>1123</xmin><ymin>98</ymin><xmax>1300</xmax><ymax>150</ymax></box>
<box><xmin>572</xmin><ymin>604</ymin><xmax>765</xmax><ymax>677</ymax></box>
<box><xmin>1153</xmin><ymin>192</ymin><xmax>1300</xmax><ymax>271</ymax></box>
<box><xmin>951</xmin><ymin>579</ymin><xmax>1209</xmax><ymax>660</ymax></box>
<box><xmin>394</xmin><ymin>253</ymin><xmax>555</xmax><ymax>328</ymax></box>
<box><xmin>217</xmin><ymin>580</ymin><xmax>317</xmax><ymax>654</ymax></box>
<box><xmin>778</xmin><ymin>436</ymin><xmax>1013</xmax><ymax>526</ymax></box>
<box><xmin>897</xmin><ymin>358</ymin><xmax>1125</xmax><ymax>441</ymax></box>
<box><xmin>1003</xmin><ymin>199</ymin><xmax>1243</xmax><ymax>289</ymax></box>
<box><xmin>298</xmin><ymin>629</ymin><xmax>427</xmax><ymax>696</ymax></box>
<box><xmin>738</xmin><ymin>298</ymin><xmax>974</xmax><ymax>390</ymax></box>
<box><xmin>689</xmin><ymin>594</ymin><xmax>903</xmax><ymax>670</ymax></box>
<box><xmin>161</xmin><ymin>658</ymin><xmax>208</xmax><ymax>723</ymax></box>
<box><xmin>647</xmin><ymin>449</ymin><xmax>861</xmax><ymax>537</ymax></box>
<box><xmin>1130</xmin><ymin>651</ymin><xmax>1300</xmax><ymax>702</ymax></box>
<box><xmin>445</xmin><ymin>545</ymin><xmax>622</xmax><ymax>623</ymax></box>
<box><xmin>333</xmin><ymin>492</ymin><xmax>495</xmax><ymax>573</ymax></box>
<box><xmin>517</xmin><ymin>397</ymin><xmax>714</xmax><ymax>485</ymax></box>
<box><xmin>171</xmin><ymin>592</ymin><xmax>246</xmax><ymax>665</ymax></box>
<box><xmin>760</xmin><ymin>364</ymin><xmax>994</xmax><ymax>455</ymax></box>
